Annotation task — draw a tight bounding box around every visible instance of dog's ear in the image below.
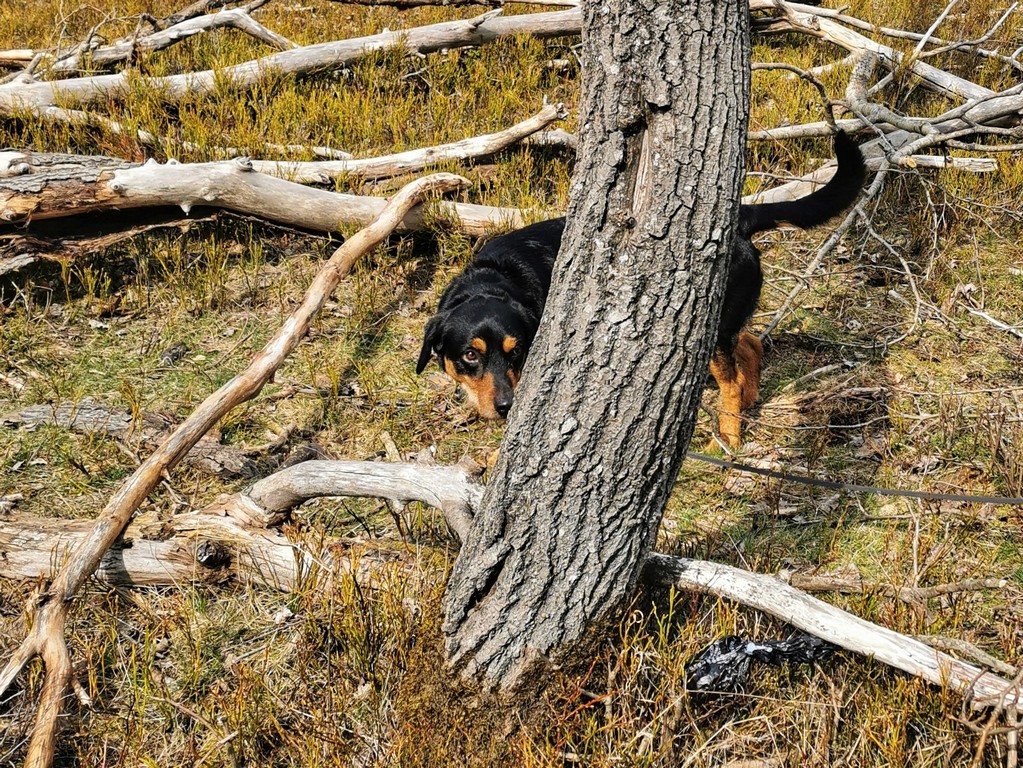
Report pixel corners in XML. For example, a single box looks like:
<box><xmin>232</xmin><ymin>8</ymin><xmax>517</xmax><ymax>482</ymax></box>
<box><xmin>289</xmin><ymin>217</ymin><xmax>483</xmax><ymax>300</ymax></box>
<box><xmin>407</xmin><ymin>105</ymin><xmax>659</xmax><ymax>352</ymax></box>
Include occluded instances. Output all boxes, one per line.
<box><xmin>416</xmin><ymin>314</ymin><xmax>444</xmax><ymax>374</ymax></box>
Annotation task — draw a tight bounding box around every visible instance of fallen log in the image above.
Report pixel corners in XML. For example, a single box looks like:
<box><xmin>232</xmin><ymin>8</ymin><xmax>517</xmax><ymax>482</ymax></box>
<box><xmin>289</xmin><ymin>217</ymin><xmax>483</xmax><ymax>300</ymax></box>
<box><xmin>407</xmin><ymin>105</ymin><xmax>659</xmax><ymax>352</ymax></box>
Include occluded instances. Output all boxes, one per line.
<box><xmin>245</xmin><ymin>102</ymin><xmax>566</xmax><ymax>183</ymax></box>
<box><xmin>643</xmin><ymin>554</ymin><xmax>1021</xmax><ymax>712</ymax></box>
<box><xmin>0</xmin><ymin>508</ymin><xmax>409</xmax><ymax>591</ymax></box>
<box><xmin>0</xmin><ymin>10</ymin><xmax>582</xmax><ymax>113</ymax></box>
<box><xmin>44</xmin><ymin>4</ymin><xmax>296</xmax><ymax>76</ymax></box>
<box><xmin>753</xmin><ymin>0</ymin><xmax>994</xmax><ymax>102</ymax></box>
<box><xmin>2</xmin><ymin>398</ymin><xmax>258</xmax><ymax>478</ymax></box>
<box><xmin>0</xmin><ymin>151</ymin><xmax>524</xmax><ymax>234</ymax></box>
<box><xmin>323</xmin><ymin>0</ymin><xmax>579</xmax><ymax>7</ymax></box>
<box><xmin>0</xmin><ymin>460</ymin><xmax>480</xmax><ymax>588</ymax></box>
<box><xmin>0</xmin><ymin>1</ymin><xmax>991</xmax><ymax>117</ymax></box>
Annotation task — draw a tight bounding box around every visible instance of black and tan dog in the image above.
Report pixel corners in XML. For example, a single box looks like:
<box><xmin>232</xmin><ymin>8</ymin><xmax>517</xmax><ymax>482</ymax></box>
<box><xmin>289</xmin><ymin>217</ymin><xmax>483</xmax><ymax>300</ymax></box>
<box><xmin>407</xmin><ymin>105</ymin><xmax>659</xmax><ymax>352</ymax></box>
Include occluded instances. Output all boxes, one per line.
<box><xmin>417</xmin><ymin>132</ymin><xmax>866</xmax><ymax>445</ymax></box>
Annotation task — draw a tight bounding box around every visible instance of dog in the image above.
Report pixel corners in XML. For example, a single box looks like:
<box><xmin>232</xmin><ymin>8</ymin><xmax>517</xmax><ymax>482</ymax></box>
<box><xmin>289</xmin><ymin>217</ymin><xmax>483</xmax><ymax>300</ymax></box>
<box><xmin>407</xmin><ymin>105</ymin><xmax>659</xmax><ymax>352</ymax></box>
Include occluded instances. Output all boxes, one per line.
<box><xmin>417</xmin><ymin>132</ymin><xmax>866</xmax><ymax>446</ymax></box>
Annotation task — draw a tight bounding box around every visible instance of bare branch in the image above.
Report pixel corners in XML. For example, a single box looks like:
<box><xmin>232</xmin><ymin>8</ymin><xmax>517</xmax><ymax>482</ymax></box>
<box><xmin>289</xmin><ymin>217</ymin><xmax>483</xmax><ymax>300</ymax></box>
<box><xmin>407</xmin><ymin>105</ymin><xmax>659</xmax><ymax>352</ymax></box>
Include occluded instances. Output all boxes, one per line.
<box><xmin>752</xmin><ymin>62</ymin><xmax>836</xmax><ymax>128</ymax></box>
<box><xmin>34</xmin><ymin>6</ymin><xmax>295</xmax><ymax>76</ymax></box>
<box><xmin>322</xmin><ymin>0</ymin><xmax>579</xmax><ymax>6</ymax></box>
<box><xmin>0</xmin><ymin>10</ymin><xmax>582</xmax><ymax>113</ymax></box>
<box><xmin>2</xmin><ymin>398</ymin><xmax>258</xmax><ymax>478</ymax></box>
<box><xmin>246</xmin><ymin>101</ymin><xmax>567</xmax><ymax>182</ymax></box>
<box><xmin>4</xmin><ymin>454</ymin><xmax>1016</xmax><ymax>721</ymax></box>
<box><xmin>759</xmin><ymin>163</ymin><xmax>888</xmax><ymax>337</ymax></box>
<box><xmin>753</xmin><ymin>1</ymin><xmax>994</xmax><ymax>102</ymax></box>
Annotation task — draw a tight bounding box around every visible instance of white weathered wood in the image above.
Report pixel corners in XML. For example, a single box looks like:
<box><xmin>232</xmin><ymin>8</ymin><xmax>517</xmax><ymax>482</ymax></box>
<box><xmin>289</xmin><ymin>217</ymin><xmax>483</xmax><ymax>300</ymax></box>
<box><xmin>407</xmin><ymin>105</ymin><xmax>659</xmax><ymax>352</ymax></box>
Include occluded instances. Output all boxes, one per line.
<box><xmin>246</xmin><ymin>460</ymin><xmax>479</xmax><ymax>535</ymax></box>
<box><xmin>0</xmin><ymin>460</ymin><xmax>482</xmax><ymax>588</ymax></box>
<box><xmin>2</xmin><ymin>398</ymin><xmax>257</xmax><ymax>477</ymax></box>
<box><xmin>0</xmin><ymin>153</ymin><xmax>526</xmax><ymax>234</ymax></box>
<box><xmin>246</xmin><ymin>102</ymin><xmax>565</xmax><ymax>182</ymax></box>
<box><xmin>1</xmin><ymin>102</ymin><xmax>560</xmax><ymax>182</ymax></box>
<box><xmin>0</xmin><ymin>10</ymin><xmax>582</xmax><ymax>112</ymax></box>
<box><xmin>757</xmin><ymin>1</ymin><xmax>994</xmax><ymax>102</ymax></box>
<box><xmin>0</xmin><ymin>49</ymin><xmax>33</xmax><ymax>66</ymax></box>
<box><xmin>0</xmin><ymin>509</ymin><xmax>402</xmax><ymax>591</ymax></box>
<box><xmin>3</xmin><ymin>453</ymin><xmax>1014</xmax><ymax>716</ymax></box>
<box><xmin>45</xmin><ymin>7</ymin><xmax>296</xmax><ymax>75</ymax></box>
<box><xmin>643</xmin><ymin>553</ymin><xmax>1022</xmax><ymax>713</ymax></box>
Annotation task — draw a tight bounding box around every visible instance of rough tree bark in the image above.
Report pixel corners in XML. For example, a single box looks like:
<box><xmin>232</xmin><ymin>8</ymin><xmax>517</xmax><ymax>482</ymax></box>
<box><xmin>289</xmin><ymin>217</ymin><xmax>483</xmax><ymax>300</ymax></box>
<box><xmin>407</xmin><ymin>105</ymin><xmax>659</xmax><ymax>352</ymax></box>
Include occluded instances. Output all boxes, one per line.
<box><xmin>442</xmin><ymin>0</ymin><xmax>751</xmax><ymax>689</ymax></box>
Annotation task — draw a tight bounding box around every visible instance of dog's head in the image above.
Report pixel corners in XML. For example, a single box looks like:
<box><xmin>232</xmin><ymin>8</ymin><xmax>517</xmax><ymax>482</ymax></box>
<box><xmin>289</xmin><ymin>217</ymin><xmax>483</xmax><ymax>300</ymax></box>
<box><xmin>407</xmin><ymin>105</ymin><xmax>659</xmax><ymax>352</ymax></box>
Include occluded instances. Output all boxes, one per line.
<box><xmin>416</xmin><ymin>297</ymin><xmax>532</xmax><ymax>419</ymax></box>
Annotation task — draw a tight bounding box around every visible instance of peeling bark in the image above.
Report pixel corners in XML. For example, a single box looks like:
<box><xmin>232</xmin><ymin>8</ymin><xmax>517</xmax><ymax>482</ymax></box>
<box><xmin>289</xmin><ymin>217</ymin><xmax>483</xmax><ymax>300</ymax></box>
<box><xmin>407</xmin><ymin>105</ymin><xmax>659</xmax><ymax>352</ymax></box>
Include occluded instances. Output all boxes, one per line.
<box><xmin>0</xmin><ymin>459</ymin><xmax>481</xmax><ymax>588</ymax></box>
<box><xmin>0</xmin><ymin>503</ymin><xmax>404</xmax><ymax>591</ymax></box>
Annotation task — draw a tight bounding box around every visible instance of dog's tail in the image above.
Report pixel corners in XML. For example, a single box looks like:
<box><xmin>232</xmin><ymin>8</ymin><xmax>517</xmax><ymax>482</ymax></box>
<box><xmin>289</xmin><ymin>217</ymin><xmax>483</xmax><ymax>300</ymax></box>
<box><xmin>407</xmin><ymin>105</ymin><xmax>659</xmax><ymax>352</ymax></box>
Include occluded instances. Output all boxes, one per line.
<box><xmin>740</xmin><ymin>131</ymin><xmax>866</xmax><ymax>237</ymax></box>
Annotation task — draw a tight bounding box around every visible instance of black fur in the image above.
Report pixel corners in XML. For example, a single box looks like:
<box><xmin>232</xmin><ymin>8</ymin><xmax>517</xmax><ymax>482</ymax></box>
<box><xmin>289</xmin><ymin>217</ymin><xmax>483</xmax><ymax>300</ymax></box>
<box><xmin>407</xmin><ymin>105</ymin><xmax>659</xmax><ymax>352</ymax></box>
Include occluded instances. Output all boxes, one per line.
<box><xmin>418</xmin><ymin>133</ymin><xmax>866</xmax><ymax>422</ymax></box>
<box><xmin>717</xmin><ymin>130</ymin><xmax>866</xmax><ymax>359</ymax></box>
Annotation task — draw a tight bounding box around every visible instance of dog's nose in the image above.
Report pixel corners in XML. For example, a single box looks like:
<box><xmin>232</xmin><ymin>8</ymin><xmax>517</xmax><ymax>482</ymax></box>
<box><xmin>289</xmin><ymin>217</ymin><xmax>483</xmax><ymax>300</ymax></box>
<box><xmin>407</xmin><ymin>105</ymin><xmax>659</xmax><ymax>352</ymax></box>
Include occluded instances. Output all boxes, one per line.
<box><xmin>494</xmin><ymin>395</ymin><xmax>513</xmax><ymax>419</ymax></box>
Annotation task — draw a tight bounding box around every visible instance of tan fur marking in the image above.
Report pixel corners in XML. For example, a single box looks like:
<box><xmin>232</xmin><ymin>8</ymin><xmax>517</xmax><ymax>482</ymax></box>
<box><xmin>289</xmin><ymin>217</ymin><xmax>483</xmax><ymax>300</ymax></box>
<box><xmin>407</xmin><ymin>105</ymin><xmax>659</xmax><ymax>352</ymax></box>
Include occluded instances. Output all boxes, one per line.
<box><xmin>707</xmin><ymin>330</ymin><xmax>765</xmax><ymax>449</ymax></box>
<box><xmin>443</xmin><ymin>357</ymin><xmax>483</xmax><ymax>413</ymax></box>
<box><xmin>443</xmin><ymin>357</ymin><xmax>460</xmax><ymax>381</ymax></box>
<box><xmin>462</xmin><ymin>372</ymin><xmax>499</xmax><ymax>419</ymax></box>
<box><xmin>709</xmin><ymin>353</ymin><xmax>743</xmax><ymax>449</ymax></box>
<box><xmin>735</xmin><ymin>331</ymin><xmax>763</xmax><ymax>409</ymax></box>
<box><xmin>507</xmin><ymin>368</ymin><xmax>521</xmax><ymax>388</ymax></box>
<box><xmin>469</xmin><ymin>338</ymin><xmax>487</xmax><ymax>354</ymax></box>
<box><xmin>502</xmin><ymin>336</ymin><xmax>518</xmax><ymax>355</ymax></box>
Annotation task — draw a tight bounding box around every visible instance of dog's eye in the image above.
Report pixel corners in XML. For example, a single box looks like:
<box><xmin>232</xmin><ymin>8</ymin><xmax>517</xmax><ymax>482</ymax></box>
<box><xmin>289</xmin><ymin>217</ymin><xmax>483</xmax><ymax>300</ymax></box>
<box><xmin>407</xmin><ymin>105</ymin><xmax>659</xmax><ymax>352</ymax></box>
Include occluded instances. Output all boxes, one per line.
<box><xmin>462</xmin><ymin>350</ymin><xmax>479</xmax><ymax>364</ymax></box>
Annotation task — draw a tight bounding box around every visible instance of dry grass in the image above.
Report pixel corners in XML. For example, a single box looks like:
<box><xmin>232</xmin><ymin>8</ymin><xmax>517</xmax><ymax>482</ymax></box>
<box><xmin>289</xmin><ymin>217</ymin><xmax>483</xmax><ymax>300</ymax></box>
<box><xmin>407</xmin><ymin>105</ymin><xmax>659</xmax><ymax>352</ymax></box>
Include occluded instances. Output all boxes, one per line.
<box><xmin>2</xmin><ymin>0</ymin><xmax>1023</xmax><ymax>765</ymax></box>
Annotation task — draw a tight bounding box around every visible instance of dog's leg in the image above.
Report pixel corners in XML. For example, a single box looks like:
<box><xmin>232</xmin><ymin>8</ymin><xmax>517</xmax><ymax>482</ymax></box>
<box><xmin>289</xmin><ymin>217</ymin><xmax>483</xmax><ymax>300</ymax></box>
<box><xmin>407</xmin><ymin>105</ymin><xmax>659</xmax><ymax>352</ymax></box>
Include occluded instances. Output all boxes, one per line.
<box><xmin>735</xmin><ymin>331</ymin><xmax>763</xmax><ymax>409</ymax></box>
<box><xmin>709</xmin><ymin>350</ymin><xmax>744</xmax><ymax>450</ymax></box>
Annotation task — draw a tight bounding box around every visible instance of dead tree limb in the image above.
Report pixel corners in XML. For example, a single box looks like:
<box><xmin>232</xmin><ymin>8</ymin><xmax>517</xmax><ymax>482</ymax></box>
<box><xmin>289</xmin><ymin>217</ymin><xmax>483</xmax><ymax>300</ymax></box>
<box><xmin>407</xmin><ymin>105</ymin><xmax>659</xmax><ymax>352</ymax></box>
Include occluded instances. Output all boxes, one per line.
<box><xmin>642</xmin><ymin>554</ymin><xmax>1021</xmax><ymax>712</ymax></box>
<box><xmin>2</xmin><ymin>1</ymin><xmax>274</xmax><ymax>76</ymax></box>
<box><xmin>9</xmin><ymin>98</ymin><xmax>559</xmax><ymax>175</ymax></box>
<box><xmin>242</xmin><ymin>459</ymin><xmax>479</xmax><ymax>534</ymax></box>
<box><xmin>17</xmin><ymin>103</ymin><xmax>355</xmax><ymax>161</ymax></box>
<box><xmin>2</xmin><ymin>398</ymin><xmax>258</xmax><ymax>478</ymax></box>
<box><xmin>322</xmin><ymin>0</ymin><xmax>579</xmax><ymax>7</ymax></box>
<box><xmin>0</xmin><ymin>461</ymin><xmax>481</xmax><ymax>589</ymax></box>
<box><xmin>0</xmin><ymin>10</ymin><xmax>582</xmax><ymax>113</ymax></box>
<box><xmin>0</xmin><ymin>50</ymin><xmax>33</xmax><ymax>68</ymax></box>
<box><xmin>807</xmin><ymin>2</ymin><xmax>1020</xmax><ymax>71</ymax></box>
<box><xmin>41</xmin><ymin>4</ymin><xmax>295</xmax><ymax>76</ymax></box>
<box><xmin>0</xmin><ymin>151</ymin><xmax>523</xmax><ymax>234</ymax></box>
<box><xmin>0</xmin><ymin>213</ymin><xmax>215</xmax><ymax>277</ymax></box>
<box><xmin>246</xmin><ymin>101</ymin><xmax>566</xmax><ymax>182</ymax></box>
<box><xmin>787</xmin><ymin>571</ymin><xmax>1009</xmax><ymax>607</ymax></box>
<box><xmin>0</xmin><ymin>0</ymin><xmax>1009</xmax><ymax>117</ymax></box>
<box><xmin>0</xmin><ymin>171</ymin><xmax>467</xmax><ymax>768</ymax></box>
<box><xmin>161</xmin><ymin>0</ymin><xmax>237</xmax><ymax>27</ymax></box>
<box><xmin>3</xmin><ymin>456</ymin><xmax>1017</xmax><ymax>716</ymax></box>
<box><xmin>753</xmin><ymin>1</ymin><xmax>994</xmax><ymax>102</ymax></box>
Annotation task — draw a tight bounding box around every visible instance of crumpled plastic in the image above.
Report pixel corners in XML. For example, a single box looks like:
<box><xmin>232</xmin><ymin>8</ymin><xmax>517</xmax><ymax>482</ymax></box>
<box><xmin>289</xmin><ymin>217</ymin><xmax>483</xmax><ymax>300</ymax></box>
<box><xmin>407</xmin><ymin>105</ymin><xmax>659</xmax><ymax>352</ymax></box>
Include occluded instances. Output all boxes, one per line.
<box><xmin>685</xmin><ymin>633</ymin><xmax>836</xmax><ymax>693</ymax></box>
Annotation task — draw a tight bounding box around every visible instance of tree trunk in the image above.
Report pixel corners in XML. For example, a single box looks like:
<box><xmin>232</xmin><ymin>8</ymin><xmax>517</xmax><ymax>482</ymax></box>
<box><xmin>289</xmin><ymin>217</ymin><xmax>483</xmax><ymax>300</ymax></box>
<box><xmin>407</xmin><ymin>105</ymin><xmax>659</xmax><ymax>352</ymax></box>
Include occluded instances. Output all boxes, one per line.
<box><xmin>442</xmin><ymin>0</ymin><xmax>751</xmax><ymax>690</ymax></box>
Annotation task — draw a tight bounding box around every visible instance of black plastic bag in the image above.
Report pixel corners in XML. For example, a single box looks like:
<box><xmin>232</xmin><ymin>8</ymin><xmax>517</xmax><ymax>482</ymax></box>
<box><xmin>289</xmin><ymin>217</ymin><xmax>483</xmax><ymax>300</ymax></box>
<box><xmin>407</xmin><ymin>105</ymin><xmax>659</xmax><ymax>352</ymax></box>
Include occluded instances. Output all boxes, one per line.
<box><xmin>685</xmin><ymin>633</ymin><xmax>836</xmax><ymax>693</ymax></box>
